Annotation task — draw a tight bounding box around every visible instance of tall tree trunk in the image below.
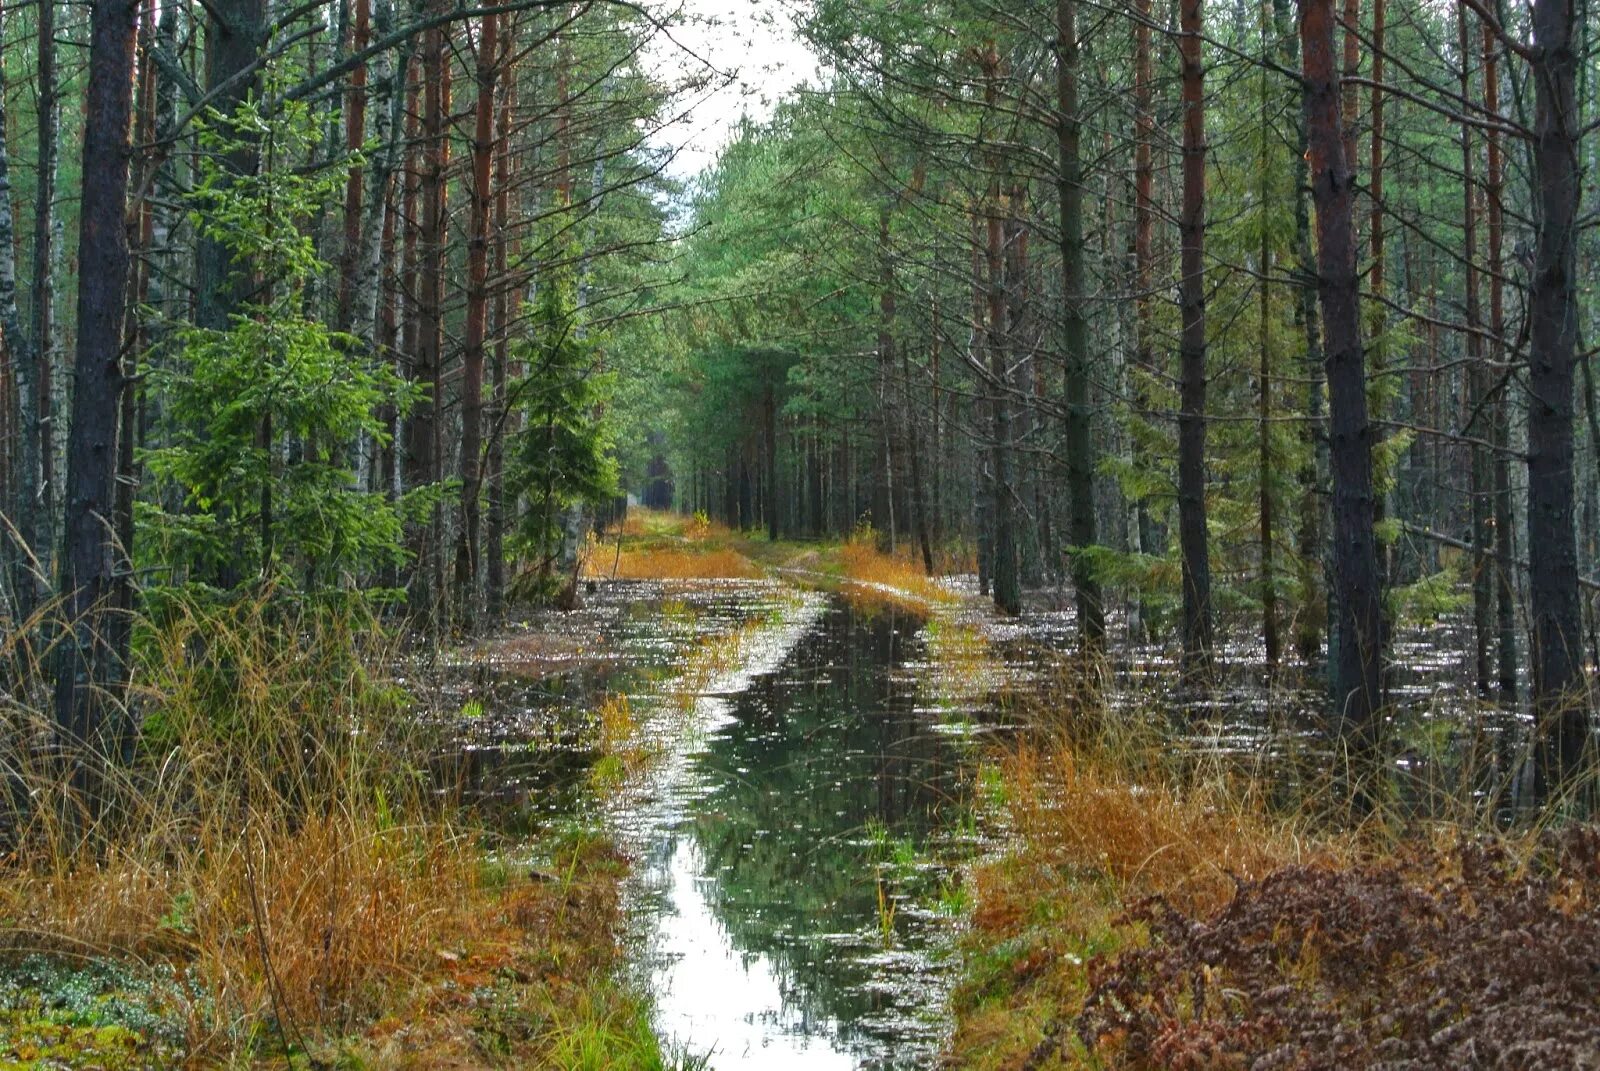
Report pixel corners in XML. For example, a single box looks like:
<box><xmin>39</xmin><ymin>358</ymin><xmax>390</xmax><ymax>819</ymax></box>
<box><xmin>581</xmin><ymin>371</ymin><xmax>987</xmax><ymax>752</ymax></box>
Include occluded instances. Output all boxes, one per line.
<box><xmin>1483</xmin><ymin>19</ymin><xmax>1518</xmax><ymax>703</ymax></box>
<box><xmin>1526</xmin><ymin>0</ymin><xmax>1587</xmax><ymax>789</ymax></box>
<box><xmin>1302</xmin><ymin>0</ymin><xmax>1385</xmax><ymax>766</ymax></box>
<box><xmin>0</xmin><ymin>12</ymin><xmax>40</xmax><ymax>612</ymax></box>
<box><xmin>1178</xmin><ymin>0</ymin><xmax>1212</xmax><ymax>672</ymax></box>
<box><xmin>195</xmin><ymin>0</ymin><xmax>266</xmax><ymax>332</ymax></box>
<box><xmin>1132</xmin><ymin>0</ymin><xmax>1160</xmax><ymax>642</ymax></box>
<box><xmin>54</xmin><ymin>0</ymin><xmax>138</xmax><ymax>803</ymax></box>
<box><xmin>355</xmin><ymin>0</ymin><xmax>402</xmax><ymax>351</ymax></box>
<box><xmin>1059</xmin><ymin>0</ymin><xmax>1103</xmax><ymax>652</ymax></box>
<box><xmin>765</xmin><ymin>384</ymin><xmax>779</xmax><ymax>541</ymax></box>
<box><xmin>1367</xmin><ymin>0</ymin><xmax>1390</xmax><ymax>589</ymax></box>
<box><xmin>454</xmin><ymin>9</ymin><xmax>497</xmax><ymax>623</ymax></box>
<box><xmin>1340</xmin><ymin>0</ymin><xmax>1360</xmax><ymax>179</ymax></box>
<box><xmin>1258</xmin><ymin>5</ymin><xmax>1279</xmax><ymax>670</ymax></box>
<box><xmin>1275</xmin><ymin>0</ymin><xmax>1327</xmax><ymax>666</ymax></box>
<box><xmin>407</xmin><ymin>15</ymin><xmax>448</xmax><ymax>621</ymax></box>
<box><xmin>336</xmin><ymin>0</ymin><xmax>370</xmax><ymax>334</ymax></box>
<box><xmin>1460</xmin><ymin>6</ymin><xmax>1493</xmax><ymax>695</ymax></box>
<box><xmin>30</xmin><ymin>0</ymin><xmax>59</xmax><ymax>589</ymax></box>
<box><xmin>972</xmin><ymin>220</ymin><xmax>992</xmax><ymax>597</ymax></box>
<box><xmin>486</xmin><ymin>14</ymin><xmax>513</xmax><ymax>620</ymax></box>
<box><xmin>876</xmin><ymin>203</ymin><xmax>899</xmax><ymax>551</ymax></box>
<box><xmin>982</xmin><ymin>47</ymin><xmax>1019</xmax><ymax>615</ymax></box>
<box><xmin>902</xmin><ymin>340</ymin><xmax>935</xmax><ymax>572</ymax></box>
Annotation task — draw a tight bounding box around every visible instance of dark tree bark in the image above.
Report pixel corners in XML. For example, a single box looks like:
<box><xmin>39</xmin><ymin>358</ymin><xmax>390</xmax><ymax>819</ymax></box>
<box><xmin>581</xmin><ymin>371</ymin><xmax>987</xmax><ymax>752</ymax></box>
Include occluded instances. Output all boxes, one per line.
<box><xmin>1131</xmin><ymin>0</ymin><xmax>1160</xmax><ymax>642</ymax></box>
<box><xmin>1525</xmin><ymin>0</ymin><xmax>1587</xmax><ymax>788</ymax></box>
<box><xmin>335</xmin><ymin>0</ymin><xmax>370</xmax><ymax>334</ymax></box>
<box><xmin>1460</xmin><ymin>7</ymin><xmax>1492</xmax><ymax>695</ymax></box>
<box><xmin>981</xmin><ymin>46</ymin><xmax>1019</xmax><ymax>616</ymax></box>
<box><xmin>765</xmin><ymin>383</ymin><xmax>779</xmax><ymax>542</ymax></box>
<box><xmin>407</xmin><ymin>14</ymin><xmax>448</xmax><ymax>620</ymax></box>
<box><xmin>1177</xmin><ymin>0</ymin><xmax>1212</xmax><ymax>672</ymax></box>
<box><xmin>1274</xmin><ymin>0</ymin><xmax>1327</xmax><ymax>666</ymax></box>
<box><xmin>876</xmin><ymin>203</ymin><xmax>900</xmax><ymax>551</ymax></box>
<box><xmin>0</xmin><ymin>11</ymin><xmax>41</xmax><ymax>614</ymax></box>
<box><xmin>454</xmin><ymin>8</ymin><xmax>498</xmax><ymax>623</ymax></box>
<box><xmin>1257</xmin><ymin>19</ymin><xmax>1278</xmax><ymax>671</ymax></box>
<box><xmin>486</xmin><ymin>14</ymin><xmax>513</xmax><ymax>620</ymax></box>
<box><xmin>1302</xmin><ymin>0</ymin><xmax>1385</xmax><ymax>758</ymax></box>
<box><xmin>1058</xmin><ymin>0</ymin><xmax>1103</xmax><ymax>653</ymax></box>
<box><xmin>195</xmin><ymin>0</ymin><xmax>267</xmax><ymax>333</ymax></box>
<box><xmin>1482</xmin><ymin>19</ymin><xmax>1517</xmax><ymax>703</ymax></box>
<box><xmin>30</xmin><ymin>0</ymin><xmax>59</xmax><ymax>588</ymax></box>
<box><xmin>53</xmin><ymin>0</ymin><xmax>139</xmax><ymax>800</ymax></box>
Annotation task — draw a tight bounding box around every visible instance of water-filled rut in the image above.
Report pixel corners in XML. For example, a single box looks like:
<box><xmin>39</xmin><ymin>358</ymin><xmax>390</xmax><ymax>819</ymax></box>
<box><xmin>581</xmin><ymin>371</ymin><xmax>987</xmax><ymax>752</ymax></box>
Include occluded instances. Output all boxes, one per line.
<box><xmin>446</xmin><ymin>578</ymin><xmax>1006</xmax><ymax>1068</ymax></box>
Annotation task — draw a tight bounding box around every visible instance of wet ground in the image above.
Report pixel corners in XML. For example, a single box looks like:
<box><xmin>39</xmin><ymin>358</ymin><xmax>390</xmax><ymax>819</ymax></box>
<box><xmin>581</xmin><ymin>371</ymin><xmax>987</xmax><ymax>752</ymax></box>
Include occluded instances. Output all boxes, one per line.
<box><xmin>427</xmin><ymin>574</ymin><xmax>1535</xmax><ymax>1068</ymax></box>
<box><xmin>428</xmin><ymin>578</ymin><xmax>1011</xmax><ymax>1067</ymax></box>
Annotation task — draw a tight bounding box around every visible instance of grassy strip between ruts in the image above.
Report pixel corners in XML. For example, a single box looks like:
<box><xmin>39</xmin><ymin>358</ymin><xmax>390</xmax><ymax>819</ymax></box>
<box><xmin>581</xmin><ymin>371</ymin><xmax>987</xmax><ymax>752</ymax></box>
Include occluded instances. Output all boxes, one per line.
<box><xmin>587</xmin><ymin>508</ymin><xmax>967</xmax><ymax>618</ymax></box>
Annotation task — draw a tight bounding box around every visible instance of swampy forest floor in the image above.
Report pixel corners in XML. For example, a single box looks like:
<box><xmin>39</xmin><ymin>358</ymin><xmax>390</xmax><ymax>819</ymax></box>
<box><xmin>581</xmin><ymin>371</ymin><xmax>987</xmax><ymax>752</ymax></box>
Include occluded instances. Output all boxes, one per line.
<box><xmin>4</xmin><ymin>511</ymin><xmax>1599</xmax><ymax>1070</ymax></box>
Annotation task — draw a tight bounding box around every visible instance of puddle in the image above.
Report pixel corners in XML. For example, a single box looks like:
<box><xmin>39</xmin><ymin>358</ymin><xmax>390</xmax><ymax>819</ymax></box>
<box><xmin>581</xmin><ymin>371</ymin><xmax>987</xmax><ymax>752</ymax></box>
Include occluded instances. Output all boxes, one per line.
<box><xmin>428</xmin><ymin>573</ymin><xmax>1544</xmax><ymax>1068</ymax></box>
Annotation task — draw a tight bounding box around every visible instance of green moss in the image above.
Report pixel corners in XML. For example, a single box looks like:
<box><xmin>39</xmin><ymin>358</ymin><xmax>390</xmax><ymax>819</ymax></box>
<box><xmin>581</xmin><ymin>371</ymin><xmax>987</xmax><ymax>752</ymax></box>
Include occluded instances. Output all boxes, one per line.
<box><xmin>0</xmin><ymin>956</ymin><xmax>186</xmax><ymax>1070</ymax></box>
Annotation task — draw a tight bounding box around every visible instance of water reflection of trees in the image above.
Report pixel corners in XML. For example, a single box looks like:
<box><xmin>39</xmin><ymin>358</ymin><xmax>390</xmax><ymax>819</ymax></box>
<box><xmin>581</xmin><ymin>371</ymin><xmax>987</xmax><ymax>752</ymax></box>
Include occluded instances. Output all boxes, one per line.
<box><xmin>682</xmin><ymin>602</ymin><xmax>969</xmax><ymax>1058</ymax></box>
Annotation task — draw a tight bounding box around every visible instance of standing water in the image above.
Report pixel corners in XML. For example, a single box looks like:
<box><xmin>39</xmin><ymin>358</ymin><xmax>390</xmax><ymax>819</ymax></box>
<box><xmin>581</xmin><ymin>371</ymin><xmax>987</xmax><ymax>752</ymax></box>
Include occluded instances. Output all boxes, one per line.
<box><xmin>448</xmin><ymin>577</ymin><xmax>1003</xmax><ymax>1068</ymax></box>
<box><xmin>610</xmin><ymin>588</ymin><xmax>992</xmax><ymax>1068</ymax></box>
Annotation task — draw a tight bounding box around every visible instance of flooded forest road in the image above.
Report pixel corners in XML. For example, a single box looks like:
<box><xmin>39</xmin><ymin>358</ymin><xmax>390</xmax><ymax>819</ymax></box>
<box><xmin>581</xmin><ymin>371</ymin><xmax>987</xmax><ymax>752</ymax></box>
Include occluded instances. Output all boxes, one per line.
<box><xmin>430</xmin><ymin>522</ymin><xmax>1524</xmax><ymax>1070</ymax></box>
<box><xmin>439</xmin><ymin>572</ymin><xmax>1015</xmax><ymax>1069</ymax></box>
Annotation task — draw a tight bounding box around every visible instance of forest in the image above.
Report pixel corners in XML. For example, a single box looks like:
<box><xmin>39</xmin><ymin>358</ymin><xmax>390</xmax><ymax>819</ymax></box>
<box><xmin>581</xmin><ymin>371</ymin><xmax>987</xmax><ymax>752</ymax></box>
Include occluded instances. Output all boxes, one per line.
<box><xmin>0</xmin><ymin>0</ymin><xmax>1599</xmax><ymax>1065</ymax></box>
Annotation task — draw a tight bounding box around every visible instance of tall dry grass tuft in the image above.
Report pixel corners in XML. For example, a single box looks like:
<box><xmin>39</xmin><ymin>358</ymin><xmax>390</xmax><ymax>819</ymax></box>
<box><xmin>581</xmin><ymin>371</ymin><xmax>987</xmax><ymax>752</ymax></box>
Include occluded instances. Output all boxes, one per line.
<box><xmin>838</xmin><ymin>531</ymin><xmax>955</xmax><ymax>612</ymax></box>
<box><xmin>999</xmin><ymin>741</ymin><xmax>1328</xmax><ymax>915</ymax></box>
<box><xmin>0</xmin><ymin>593</ymin><xmax>486</xmax><ymax>1057</ymax></box>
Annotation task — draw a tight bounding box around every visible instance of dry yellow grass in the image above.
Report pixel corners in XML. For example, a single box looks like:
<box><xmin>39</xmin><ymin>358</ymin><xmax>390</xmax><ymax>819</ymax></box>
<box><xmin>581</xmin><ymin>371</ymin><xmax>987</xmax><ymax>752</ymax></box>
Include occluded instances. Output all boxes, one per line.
<box><xmin>838</xmin><ymin>535</ymin><xmax>956</xmax><ymax>611</ymax></box>
<box><xmin>600</xmin><ymin>544</ymin><xmax>761</xmax><ymax>580</ymax></box>
<box><xmin>0</xmin><ymin>595</ymin><xmax>659</xmax><ymax>1066</ymax></box>
<box><xmin>999</xmin><ymin>741</ymin><xmax>1332</xmax><ymax>915</ymax></box>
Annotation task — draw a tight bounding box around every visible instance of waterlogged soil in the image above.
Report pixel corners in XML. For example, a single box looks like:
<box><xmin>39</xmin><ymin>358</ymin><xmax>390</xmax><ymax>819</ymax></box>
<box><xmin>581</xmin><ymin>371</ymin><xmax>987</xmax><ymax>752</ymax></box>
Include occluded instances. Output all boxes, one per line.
<box><xmin>436</xmin><ymin>578</ymin><xmax>1020</xmax><ymax>1068</ymax></box>
<box><xmin>435</xmin><ymin>573</ymin><xmax>1529</xmax><ymax>1068</ymax></box>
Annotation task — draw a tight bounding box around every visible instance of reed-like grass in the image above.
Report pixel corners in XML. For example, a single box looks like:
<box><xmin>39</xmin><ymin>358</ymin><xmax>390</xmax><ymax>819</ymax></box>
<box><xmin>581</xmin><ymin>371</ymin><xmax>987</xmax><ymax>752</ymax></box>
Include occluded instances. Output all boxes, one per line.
<box><xmin>0</xmin><ymin>594</ymin><xmax>658</xmax><ymax>1066</ymax></box>
<box><xmin>837</xmin><ymin>533</ymin><xmax>956</xmax><ymax>612</ymax></box>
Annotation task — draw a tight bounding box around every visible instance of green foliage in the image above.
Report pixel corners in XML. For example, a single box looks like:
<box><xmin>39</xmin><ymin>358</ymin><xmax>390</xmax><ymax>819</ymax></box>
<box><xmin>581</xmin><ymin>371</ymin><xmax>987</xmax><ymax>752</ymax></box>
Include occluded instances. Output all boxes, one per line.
<box><xmin>508</xmin><ymin>246</ymin><xmax>619</xmax><ymax>568</ymax></box>
<box><xmin>0</xmin><ymin>957</ymin><xmax>186</xmax><ymax>1070</ymax></box>
<box><xmin>140</xmin><ymin>86</ymin><xmax>415</xmax><ymax>594</ymax></box>
<box><xmin>1390</xmin><ymin>564</ymin><xmax>1471</xmax><ymax>627</ymax></box>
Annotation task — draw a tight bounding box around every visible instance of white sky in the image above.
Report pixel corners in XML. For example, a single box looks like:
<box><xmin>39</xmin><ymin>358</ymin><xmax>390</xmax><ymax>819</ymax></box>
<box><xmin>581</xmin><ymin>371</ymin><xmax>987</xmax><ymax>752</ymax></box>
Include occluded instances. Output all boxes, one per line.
<box><xmin>645</xmin><ymin>0</ymin><xmax>819</xmax><ymax>179</ymax></box>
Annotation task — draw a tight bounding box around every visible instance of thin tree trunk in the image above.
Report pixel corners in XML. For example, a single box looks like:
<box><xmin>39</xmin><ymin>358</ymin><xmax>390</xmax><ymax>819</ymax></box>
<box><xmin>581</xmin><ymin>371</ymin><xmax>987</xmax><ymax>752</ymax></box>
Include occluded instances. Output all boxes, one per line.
<box><xmin>30</xmin><ymin>0</ymin><xmax>59</xmax><ymax>585</ymax></box>
<box><xmin>1526</xmin><ymin>0</ymin><xmax>1587</xmax><ymax>789</ymax></box>
<box><xmin>982</xmin><ymin>46</ymin><xmax>1019</xmax><ymax>615</ymax></box>
<box><xmin>407</xmin><ymin>14</ymin><xmax>448</xmax><ymax>621</ymax></box>
<box><xmin>876</xmin><ymin>203</ymin><xmax>899</xmax><ymax>551</ymax></box>
<box><xmin>1258</xmin><ymin>5</ymin><xmax>1278</xmax><ymax>671</ymax></box>
<box><xmin>1483</xmin><ymin>19</ymin><xmax>1517</xmax><ymax>703</ymax></box>
<box><xmin>0</xmin><ymin>13</ymin><xmax>40</xmax><ymax>611</ymax></box>
<box><xmin>486</xmin><ymin>13</ymin><xmax>512</xmax><ymax>619</ymax></box>
<box><xmin>1059</xmin><ymin>0</ymin><xmax>1103</xmax><ymax>652</ymax></box>
<box><xmin>1178</xmin><ymin>0</ymin><xmax>1212</xmax><ymax>672</ymax></box>
<box><xmin>1460</xmin><ymin>6</ymin><xmax>1492</xmax><ymax>695</ymax></box>
<box><xmin>1276</xmin><ymin>0</ymin><xmax>1327</xmax><ymax>666</ymax></box>
<box><xmin>454</xmin><ymin>9</ymin><xmax>497</xmax><ymax>623</ymax></box>
<box><xmin>53</xmin><ymin>0</ymin><xmax>138</xmax><ymax>804</ymax></box>
<box><xmin>336</xmin><ymin>0</ymin><xmax>370</xmax><ymax>334</ymax></box>
<box><xmin>1133</xmin><ymin>0</ymin><xmax>1159</xmax><ymax>642</ymax></box>
<box><xmin>1302</xmin><ymin>0</ymin><xmax>1385</xmax><ymax>767</ymax></box>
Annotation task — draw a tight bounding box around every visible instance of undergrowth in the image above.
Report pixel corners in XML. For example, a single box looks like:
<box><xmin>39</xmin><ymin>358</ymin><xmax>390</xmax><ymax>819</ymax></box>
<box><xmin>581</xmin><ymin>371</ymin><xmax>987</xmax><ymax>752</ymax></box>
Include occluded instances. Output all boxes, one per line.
<box><xmin>946</xmin><ymin>639</ymin><xmax>1599</xmax><ymax>1071</ymax></box>
<box><xmin>837</xmin><ymin>528</ymin><xmax>956</xmax><ymax>613</ymax></box>
<box><xmin>0</xmin><ymin>593</ymin><xmax>668</xmax><ymax>1068</ymax></box>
